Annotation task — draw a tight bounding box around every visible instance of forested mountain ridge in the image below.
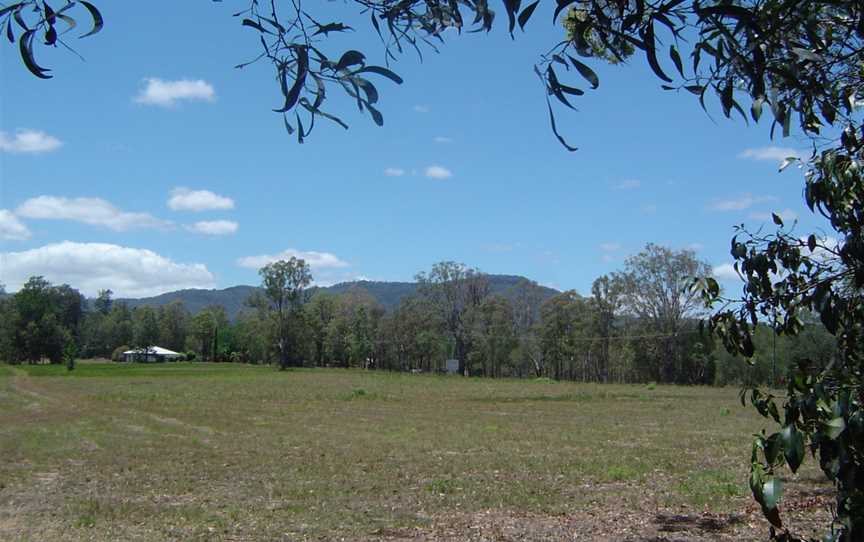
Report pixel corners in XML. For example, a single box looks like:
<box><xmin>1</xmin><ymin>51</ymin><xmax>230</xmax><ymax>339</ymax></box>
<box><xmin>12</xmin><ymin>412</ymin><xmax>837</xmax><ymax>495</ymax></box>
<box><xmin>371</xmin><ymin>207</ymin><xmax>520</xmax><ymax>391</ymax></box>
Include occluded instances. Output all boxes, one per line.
<box><xmin>117</xmin><ymin>275</ymin><xmax>559</xmax><ymax>319</ymax></box>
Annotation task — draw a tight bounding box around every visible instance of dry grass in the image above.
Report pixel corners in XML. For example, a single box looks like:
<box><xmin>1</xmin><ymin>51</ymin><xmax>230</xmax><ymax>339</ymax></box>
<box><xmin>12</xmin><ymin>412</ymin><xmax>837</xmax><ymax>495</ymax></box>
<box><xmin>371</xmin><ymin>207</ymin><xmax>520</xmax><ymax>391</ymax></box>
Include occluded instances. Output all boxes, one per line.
<box><xmin>0</xmin><ymin>363</ymin><xmax>830</xmax><ymax>541</ymax></box>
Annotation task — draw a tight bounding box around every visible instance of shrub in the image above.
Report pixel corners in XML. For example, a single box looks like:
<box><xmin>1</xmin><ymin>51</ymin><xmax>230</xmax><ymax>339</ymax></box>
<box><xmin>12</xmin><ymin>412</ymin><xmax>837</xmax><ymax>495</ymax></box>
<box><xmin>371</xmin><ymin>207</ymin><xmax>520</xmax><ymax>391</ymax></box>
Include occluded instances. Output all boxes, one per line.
<box><xmin>111</xmin><ymin>345</ymin><xmax>129</xmax><ymax>362</ymax></box>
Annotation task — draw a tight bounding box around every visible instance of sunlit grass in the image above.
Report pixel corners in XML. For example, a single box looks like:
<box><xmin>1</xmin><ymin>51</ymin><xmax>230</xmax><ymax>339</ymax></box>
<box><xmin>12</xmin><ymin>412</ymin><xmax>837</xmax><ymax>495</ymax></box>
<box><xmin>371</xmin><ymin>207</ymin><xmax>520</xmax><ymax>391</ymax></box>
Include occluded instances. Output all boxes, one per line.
<box><xmin>0</xmin><ymin>362</ymin><xmax>824</xmax><ymax>540</ymax></box>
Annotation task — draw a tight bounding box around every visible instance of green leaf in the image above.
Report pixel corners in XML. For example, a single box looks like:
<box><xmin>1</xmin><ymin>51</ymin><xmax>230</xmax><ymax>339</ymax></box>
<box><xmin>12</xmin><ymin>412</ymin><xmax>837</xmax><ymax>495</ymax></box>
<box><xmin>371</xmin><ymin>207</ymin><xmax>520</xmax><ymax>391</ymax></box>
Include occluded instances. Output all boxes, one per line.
<box><xmin>0</xmin><ymin>3</ymin><xmax>22</xmax><ymax>18</ymax></box>
<box><xmin>77</xmin><ymin>0</ymin><xmax>103</xmax><ymax>38</ymax></box>
<box><xmin>807</xmin><ymin>234</ymin><xmax>817</xmax><ymax>252</ymax></box>
<box><xmin>761</xmin><ymin>477</ymin><xmax>783</xmax><ymax>510</ymax></box>
<box><xmin>779</xmin><ymin>157</ymin><xmax>796</xmax><ymax>172</ymax></box>
<box><xmin>273</xmin><ymin>45</ymin><xmax>308</xmax><ymax>113</ymax></box>
<box><xmin>517</xmin><ymin>0</ymin><xmax>539</xmax><ymax>31</ymax></box>
<box><xmin>18</xmin><ymin>30</ymin><xmax>51</xmax><ymax>79</ymax></box>
<box><xmin>241</xmin><ymin>18</ymin><xmax>269</xmax><ymax>33</ymax></box>
<box><xmin>644</xmin><ymin>22</ymin><xmax>672</xmax><ymax>83</ymax></box>
<box><xmin>355</xmin><ymin>66</ymin><xmax>403</xmax><ymax>85</ymax></box>
<box><xmin>567</xmin><ymin>56</ymin><xmax>599</xmax><ymax>89</ymax></box>
<box><xmin>335</xmin><ymin>50</ymin><xmax>365</xmax><ymax>71</ymax></box>
<box><xmin>312</xmin><ymin>22</ymin><xmax>352</xmax><ymax>36</ymax></box>
<box><xmin>669</xmin><ymin>45</ymin><xmax>684</xmax><ymax>77</ymax></box>
<box><xmin>772</xmin><ymin>213</ymin><xmax>784</xmax><ymax>226</ymax></box>
<box><xmin>765</xmin><ymin>432</ymin><xmax>782</xmax><ymax>464</ymax></box>
<box><xmin>780</xmin><ymin>425</ymin><xmax>804</xmax><ymax>473</ymax></box>
<box><xmin>824</xmin><ymin>417</ymin><xmax>846</xmax><ymax>440</ymax></box>
<box><xmin>366</xmin><ymin>102</ymin><xmax>383</xmax><ymax>126</ymax></box>
<box><xmin>545</xmin><ymin>96</ymin><xmax>578</xmax><ymax>152</ymax></box>
<box><xmin>751</xmin><ymin>98</ymin><xmax>763</xmax><ymax>122</ymax></box>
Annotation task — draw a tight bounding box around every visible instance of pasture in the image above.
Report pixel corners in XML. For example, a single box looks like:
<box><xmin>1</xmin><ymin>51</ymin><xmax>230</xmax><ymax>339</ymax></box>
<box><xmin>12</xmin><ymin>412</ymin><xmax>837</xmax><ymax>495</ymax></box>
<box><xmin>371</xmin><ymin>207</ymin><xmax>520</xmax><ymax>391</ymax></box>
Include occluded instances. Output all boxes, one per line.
<box><xmin>0</xmin><ymin>363</ymin><xmax>828</xmax><ymax>541</ymax></box>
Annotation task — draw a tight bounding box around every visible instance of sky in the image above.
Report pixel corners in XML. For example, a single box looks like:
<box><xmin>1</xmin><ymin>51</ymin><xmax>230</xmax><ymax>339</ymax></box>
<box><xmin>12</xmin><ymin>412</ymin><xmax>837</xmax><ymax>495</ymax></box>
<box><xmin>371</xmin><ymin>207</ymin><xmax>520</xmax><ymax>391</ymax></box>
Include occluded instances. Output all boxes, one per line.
<box><xmin>0</xmin><ymin>1</ymin><xmax>829</xmax><ymax>298</ymax></box>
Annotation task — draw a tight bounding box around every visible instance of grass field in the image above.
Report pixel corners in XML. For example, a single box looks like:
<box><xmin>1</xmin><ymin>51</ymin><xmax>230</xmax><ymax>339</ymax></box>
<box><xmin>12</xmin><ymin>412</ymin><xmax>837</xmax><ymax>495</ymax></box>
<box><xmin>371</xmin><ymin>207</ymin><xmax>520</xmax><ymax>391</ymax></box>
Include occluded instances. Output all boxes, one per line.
<box><xmin>0</xmin><ymin>362</ymin><xmax>830</xmax><ymax>541</ymax></box>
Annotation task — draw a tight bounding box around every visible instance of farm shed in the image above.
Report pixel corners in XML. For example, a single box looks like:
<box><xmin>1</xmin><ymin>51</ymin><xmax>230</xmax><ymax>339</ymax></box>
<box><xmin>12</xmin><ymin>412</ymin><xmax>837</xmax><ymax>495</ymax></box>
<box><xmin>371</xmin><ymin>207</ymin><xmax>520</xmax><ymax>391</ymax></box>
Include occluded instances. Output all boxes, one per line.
<box><xmin>122</xmin><ymin>346</ymin><xmax>184</xmax><ymax>363</ymax></box>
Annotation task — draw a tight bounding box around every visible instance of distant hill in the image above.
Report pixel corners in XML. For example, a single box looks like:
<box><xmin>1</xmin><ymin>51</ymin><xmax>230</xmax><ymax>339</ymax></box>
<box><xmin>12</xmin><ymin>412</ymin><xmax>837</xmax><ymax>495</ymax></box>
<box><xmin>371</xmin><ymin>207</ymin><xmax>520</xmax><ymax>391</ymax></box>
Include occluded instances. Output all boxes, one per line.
<box><xmin>118</xmin><ymin>275</ymin><xmax>560</xmax><ymax>320</ymax></box>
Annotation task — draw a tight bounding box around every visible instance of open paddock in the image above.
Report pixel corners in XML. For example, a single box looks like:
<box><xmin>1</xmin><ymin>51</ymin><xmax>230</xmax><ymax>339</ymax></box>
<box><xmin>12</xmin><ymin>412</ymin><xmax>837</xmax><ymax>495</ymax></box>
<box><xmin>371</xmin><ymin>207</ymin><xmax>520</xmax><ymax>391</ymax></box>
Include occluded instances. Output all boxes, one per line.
<box><xmin>0</xmin><ymin>363</ymin><xmax>829</xmax><ymax>541</ymax></box>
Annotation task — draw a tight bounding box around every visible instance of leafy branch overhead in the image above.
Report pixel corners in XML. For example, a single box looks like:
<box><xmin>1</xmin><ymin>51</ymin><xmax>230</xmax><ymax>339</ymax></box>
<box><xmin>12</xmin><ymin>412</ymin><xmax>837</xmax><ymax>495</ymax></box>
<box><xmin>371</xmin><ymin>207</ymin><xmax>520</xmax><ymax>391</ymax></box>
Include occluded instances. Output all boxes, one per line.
<box><xmin>7</xmin><ymin>1</ymin><xmax>863</xmax><ymax>150</ymax></box>
<box><xmin>2</xmin><ymin>0</ymin><xmax>103</xmax><ymax>79</ymax></box>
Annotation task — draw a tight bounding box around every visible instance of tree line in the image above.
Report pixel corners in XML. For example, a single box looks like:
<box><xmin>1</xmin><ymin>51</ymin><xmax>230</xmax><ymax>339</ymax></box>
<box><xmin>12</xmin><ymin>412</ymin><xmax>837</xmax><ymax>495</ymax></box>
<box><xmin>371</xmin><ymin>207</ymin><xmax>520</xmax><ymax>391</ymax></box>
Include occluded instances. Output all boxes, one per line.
<box><xmin>0</xmin><ymin>243</ymin><xmax>836</xmax><ymax>386</ymax></box>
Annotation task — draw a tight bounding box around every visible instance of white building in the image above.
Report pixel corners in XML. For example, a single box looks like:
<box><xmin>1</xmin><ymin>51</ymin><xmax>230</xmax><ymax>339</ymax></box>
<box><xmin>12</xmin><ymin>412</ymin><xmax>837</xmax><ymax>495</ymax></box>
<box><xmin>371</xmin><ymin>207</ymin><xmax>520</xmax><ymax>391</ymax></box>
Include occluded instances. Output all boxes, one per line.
<box><xmin>122</xmin><ymin>346</ymin><xmax>184</xmax><ymax>363</ymax></box>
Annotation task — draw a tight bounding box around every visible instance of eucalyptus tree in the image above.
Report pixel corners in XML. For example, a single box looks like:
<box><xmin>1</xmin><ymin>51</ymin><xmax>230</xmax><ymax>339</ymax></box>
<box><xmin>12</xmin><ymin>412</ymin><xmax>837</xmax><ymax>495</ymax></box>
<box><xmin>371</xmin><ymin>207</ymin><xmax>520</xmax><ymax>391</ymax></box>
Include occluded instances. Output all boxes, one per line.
<box><xmin>416</xmin><ymin>261</ymin><xmax>489</xmax><ymax>375</ymax></box>
<box><xmin>618</xmin><ymin>244</ymin><xmax>711</xmax><ymax>383</ymax></box>
<box><xmin>469</xmin><ymin>296</ymin><xmax>518</xmax><ymax>377</ymax></box>
<box><xmin>589</xmin><ymin>274</ymin><xmax>623</xmax><ymax>383</ymax></box>
<box><xmin>132</xmin><ymin>306</ymin><xmax>160</xmax><ymax>350</ymax></box>
<box><xmin>305</xmin><ymin>292</ymin><xmax>338</xmax><ymax>367</ymax></box>
<box><xmin>257</xmin><ymin>258</ymin><xmax>313</xmax><ymax>369</ymax></box>
<box><xmin>157</xmin><ymin>301</ymin><xmax>190</xmax><ymax>353</ymax></box>
<box><xmin>510</xmin><ymin>278</ymin><xmax>546</xmax><ymax>377</ymax></box>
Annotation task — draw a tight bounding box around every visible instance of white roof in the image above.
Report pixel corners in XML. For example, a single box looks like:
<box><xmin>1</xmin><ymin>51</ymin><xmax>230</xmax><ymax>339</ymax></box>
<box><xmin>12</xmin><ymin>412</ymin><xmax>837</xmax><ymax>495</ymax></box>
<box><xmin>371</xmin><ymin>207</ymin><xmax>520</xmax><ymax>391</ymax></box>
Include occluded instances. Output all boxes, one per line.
<box><xmin>123</xmin><ymin>346</ymin><xmax>183</xmax><ymax>356</ymax></box>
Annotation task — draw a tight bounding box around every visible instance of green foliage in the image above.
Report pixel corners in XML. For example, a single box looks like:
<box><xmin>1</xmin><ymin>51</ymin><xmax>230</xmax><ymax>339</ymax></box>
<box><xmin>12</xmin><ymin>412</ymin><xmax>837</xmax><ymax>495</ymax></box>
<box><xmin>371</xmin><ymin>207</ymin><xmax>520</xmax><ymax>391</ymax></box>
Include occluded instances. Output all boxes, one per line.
<box><xmin>64</xmin><ymin>339</ymin><xmax>77</xmax><ymax>371</ymax></box>
<box><xmin>257</xmin><ymin>258</ymin><xmax>313</xmax><ymax>369</ymax></box>
<box><xmin>111</xmin><ymin>345</ymin><xmax>129</xmax><ymax>362</ymax></box>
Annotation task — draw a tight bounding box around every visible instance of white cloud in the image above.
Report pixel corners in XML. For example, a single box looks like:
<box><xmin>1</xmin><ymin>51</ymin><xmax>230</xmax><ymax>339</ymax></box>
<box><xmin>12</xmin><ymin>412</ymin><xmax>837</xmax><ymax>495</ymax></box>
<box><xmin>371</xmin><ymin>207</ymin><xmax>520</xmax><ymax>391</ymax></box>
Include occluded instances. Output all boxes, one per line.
<box><xmin>384</xmin><ymin>167</ymin><xmax>405</xmax><ymax>177</ymax></box>
<box><xmin>425</xmin><ymin>165</ymin><xmax>453</xmax><ymax>179</ymax></box>
<box><xmin>738</xmin><ymin>146</ymin><xmax>803</xmax><ymax>163</ymax></box>
<box><xmin>433</xmin><ymin>136</ymin><xmax>453</xmax><ymax>144</ymax></box>
<box><xmin>0</xmin><ymin>129</ymin><xmax>62</xmax><ymax>154</ymax></box>
<box><xmin>413</xmin><ymin>105</ymin><xmax>430</xmax><ymax>113</ymax></box>
<box><xmin>599</xmin><ymin>243</ymin><xmax>621</xmax><ymax>252</ymax></box>
<box><xmin>615</xmin><ymin>179</ymin><xmax>641</xmax><ymax>190</ymax></box>
<box><xmin>0</xmin><ymin>242</ymin><xmax>215</xmax><ymax>298</ymax></box>
<box><xmin>167</xmin><ymin>187</ymin><xmax>234</xmax><ymax>212</ymax></box>
<box><xmin>237</xmin><ymin>248</ymin><xmax>350</xmax><ymax>271</ymax></box>
<box><xmin>749</xmin><ymin>208</ymin><xmax>798</xmax><ymax>222</ymax></box>
<box><xmin>709</xmin><ymin>193</ymin><xmax>777</xmax><ymax>211</ymax></box>
<box><xmin>187</xmin><ymin>220</ymin><xmax>238</xmax><ymax>236</ymax></box>
<box><xmin>641</xmin><ymin>204</ymin><xmax>658</xmax><ymax>214</ymax></box>
<box><xmin>712</xmin><ymin>263</ymin><xmax>740</xmax><ymax>281</ymax></box>
<box><xmin>135</xmin><ymin>78</ymin><xmax>216</xmax><ymax>107</ymax></box>
<box><xmin>16</xmin><ymin>196</ymin><xmax>171</xmax><ymax>231</ymax></box>
<box><xmin>0</xmin><ymin>210</ymin><xmax>31</xmax><ymax>240</ymax></box>
<box><xmin>687</xmin><ymin>243</ymin><xmax>704</xmax><ymax>252</ymax></box>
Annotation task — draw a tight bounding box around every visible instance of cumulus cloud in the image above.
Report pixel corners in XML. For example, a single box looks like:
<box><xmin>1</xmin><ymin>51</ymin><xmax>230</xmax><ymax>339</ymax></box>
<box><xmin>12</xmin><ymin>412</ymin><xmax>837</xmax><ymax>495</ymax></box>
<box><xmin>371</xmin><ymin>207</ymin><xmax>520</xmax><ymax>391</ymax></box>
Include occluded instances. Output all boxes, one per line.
<box><xmin>615</xmin><ymin>179</ymin><xmax>641</xmax><ymax>190</ymax></box>
<box><xmin>186</xmin><ymin>220</ymin><xmax>238</xmax><ymax>236</ymax></box>
<box><xmin>0</xmin><ymin>210</ymin><xmax>31</xmax><ymax>240</ymax></box>
<box><xmin>384</xmin><ymin>167</ymin><xmax>405</xmax><ymax>177</ymax></box>
<box><xmin>749</xmin><ymin>208</ymin><xmax>798</xmax><ymax>222</ymax></box>
<box><xmin>0</xmin><ymin>242</ymin><xmax>215</xmax><ymax>298</ymax></box>
<box><xmin>135</xmin><ymin>78</ymin><xmax>216</xmax><ymax>107</ymax></box>
<box><xmin>237</xmin><ymin>248</ymin><xmax>349</xmax><ymax>271</ymax></box>
<box><xmin>738</xmin><ymin>146</ymin><xmax>803</xmax><ymax>163</ymax></box>
<box><xmin>16</xmin><ymin>196</ymin><xmax>171</xmax><ymax>231</ymax></box>
<box><xmin>0</xmin><ymin>129</ymin><xmax>62</xmax><ymax>154</ymax></box>
<box><xmin>425</xmin><ymin>165</ymin><xmax>453</xmax><ymax>179</ymax></box>
<box><xmin>712</xmin><ymin>263</ymin><xmax>740</xmax><ymax>282</ymax></box>
<box><xmin>168</xmin><ymin>187</ymin><xmax>234</xmax><ymax>212</ymax></box>
<box><xmin>709</xmin><ymin>193</ymin><xmax>777</xmax><ymax>211</ymax></box>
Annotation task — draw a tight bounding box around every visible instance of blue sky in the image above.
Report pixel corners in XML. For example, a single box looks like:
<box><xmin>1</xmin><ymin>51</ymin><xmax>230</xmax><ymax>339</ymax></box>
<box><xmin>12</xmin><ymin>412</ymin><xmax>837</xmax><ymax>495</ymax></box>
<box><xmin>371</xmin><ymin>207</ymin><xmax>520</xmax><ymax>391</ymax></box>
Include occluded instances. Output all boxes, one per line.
<box><xmin>0</xmin><ymin>1</ymin><xmax>825</xmax><ymax>298</ymax></box>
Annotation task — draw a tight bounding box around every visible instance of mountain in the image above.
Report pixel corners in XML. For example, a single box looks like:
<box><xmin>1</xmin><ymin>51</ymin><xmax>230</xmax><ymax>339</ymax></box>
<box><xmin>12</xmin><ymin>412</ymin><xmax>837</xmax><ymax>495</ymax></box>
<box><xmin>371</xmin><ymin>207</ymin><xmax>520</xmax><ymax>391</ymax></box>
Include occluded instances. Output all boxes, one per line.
<box><xmin>118</xmin><ymin>275</ymin><xmax>560</xmax><ymax>320</ymax></box>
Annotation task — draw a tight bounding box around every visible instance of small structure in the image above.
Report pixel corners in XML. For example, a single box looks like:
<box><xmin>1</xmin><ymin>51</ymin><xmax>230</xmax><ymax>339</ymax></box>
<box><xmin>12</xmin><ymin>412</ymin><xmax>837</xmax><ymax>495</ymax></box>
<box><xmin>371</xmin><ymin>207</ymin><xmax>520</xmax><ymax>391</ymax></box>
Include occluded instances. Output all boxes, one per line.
<box><xmin>122</xmin><ymin>346</ymin><xmax>184</xmax><ymax>363</ymax></box>
<box><xmin>445</xmin><ymin>359</ymin><xmax>460</xmax><ymax>375</ymax></box>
